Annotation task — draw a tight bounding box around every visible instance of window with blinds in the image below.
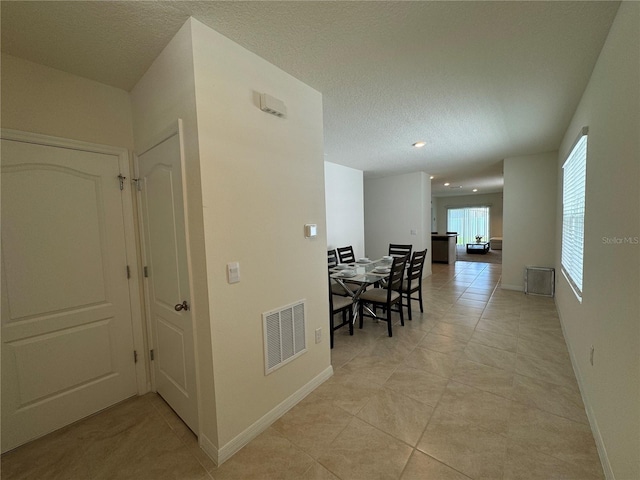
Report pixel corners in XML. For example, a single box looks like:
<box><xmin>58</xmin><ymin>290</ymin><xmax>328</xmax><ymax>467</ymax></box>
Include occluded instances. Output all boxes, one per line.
<box><xmin>561</xmin><ymin>127</ymin><xmax>588</xmax><ymax>299</ymax></box>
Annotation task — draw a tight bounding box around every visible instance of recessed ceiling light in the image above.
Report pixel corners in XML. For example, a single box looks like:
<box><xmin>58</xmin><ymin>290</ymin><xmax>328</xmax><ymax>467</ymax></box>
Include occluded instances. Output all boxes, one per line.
<box><xmin>444</xmin><ymin>182</ymin><xmax>450</xmax><ymax>186</ymax></box>
<box><xmin>412</xmin><ymin>141</ymin><xmax>426</xmax><ymax>148</ymax></box>
<box><xmin>430</xmin><ymin>176</ymin><xmax>434</xmax><ymax>180</ymax></box>
<box><xmin>473</xmin><ymin>189</ymin><xmax>478</xmax><ymax>192</ymax></box>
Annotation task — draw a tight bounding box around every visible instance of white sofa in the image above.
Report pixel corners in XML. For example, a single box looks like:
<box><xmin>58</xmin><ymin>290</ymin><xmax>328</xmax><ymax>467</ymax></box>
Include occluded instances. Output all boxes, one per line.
<box><xmin>490</xmin><ymin>237</ymin><xmax>502</xmax><ymax>250</ymax></box>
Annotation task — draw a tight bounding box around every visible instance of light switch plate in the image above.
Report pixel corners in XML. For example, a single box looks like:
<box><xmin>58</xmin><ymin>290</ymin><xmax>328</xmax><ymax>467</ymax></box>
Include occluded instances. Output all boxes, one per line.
<box><xmin>227</xmin><ymin>262</ymin><xmax>240</xmax><ymax>284</ymax></box>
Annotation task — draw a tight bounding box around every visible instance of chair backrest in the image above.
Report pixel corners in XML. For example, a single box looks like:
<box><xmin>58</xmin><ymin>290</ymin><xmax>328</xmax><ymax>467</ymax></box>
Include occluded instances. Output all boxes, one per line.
<box><xmin>406</xmin><ymin>249</ymin><xmax>428</xmax><ymax>287</ymax></box>
<box><xmin>388</xmin><ymin>243</ymin><xmax>412</xmax><ymax>259</ymax></box>
<box><xmin>337</xmin><ymin>246</ymin><xmax>356</xmax><ymax>264</ymax></box>
<box><xmin>327</xmin><ymin>274</ymin><xmax>335</xmax><ymax>311</ymax></box>
<box><xmin>386</xmin><ymin>255</ymin><xmax>408</xmax><ymax>300</ymax></box>
<box><xmin>327</xmin><ymin>249</ymin><xmax>339</xmax><ymax>269</ymax></box>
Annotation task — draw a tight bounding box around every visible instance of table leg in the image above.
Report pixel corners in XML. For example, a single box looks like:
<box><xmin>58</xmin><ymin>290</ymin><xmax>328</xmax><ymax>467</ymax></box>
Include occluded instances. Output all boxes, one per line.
<box><xmin>334</xmin><ymin>278</ymin><xmax>371</xmax><ymax>324</ymax></box>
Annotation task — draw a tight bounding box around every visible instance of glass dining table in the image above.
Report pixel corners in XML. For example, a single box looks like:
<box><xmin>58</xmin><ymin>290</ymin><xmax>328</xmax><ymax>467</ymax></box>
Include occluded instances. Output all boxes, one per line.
<box><xmin>330</xmin><ymin>257</ymin><xmax>393</xmax><ymax>322</ymax></box>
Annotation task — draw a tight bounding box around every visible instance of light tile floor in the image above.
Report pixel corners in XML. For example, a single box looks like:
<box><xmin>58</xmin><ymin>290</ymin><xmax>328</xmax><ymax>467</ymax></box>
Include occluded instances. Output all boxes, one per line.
<box><xmin>1</xmin><ymin>261</ymin><xmax>604</xmax><ymax>480</ymax></box>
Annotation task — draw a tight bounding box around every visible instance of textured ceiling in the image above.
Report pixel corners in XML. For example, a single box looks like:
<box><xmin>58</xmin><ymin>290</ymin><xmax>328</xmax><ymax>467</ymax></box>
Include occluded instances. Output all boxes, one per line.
<box><xmin>0</xmin><ymin>1</ymin><xmax>620</xmax><ymax>196</ymax></box>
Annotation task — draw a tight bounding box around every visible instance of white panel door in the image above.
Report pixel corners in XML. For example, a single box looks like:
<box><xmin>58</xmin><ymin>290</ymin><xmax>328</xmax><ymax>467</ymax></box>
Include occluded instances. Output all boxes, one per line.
<box><xmin>138</xmin><ymin>131</ymin><xmax>198</xmax><ymax>433</ymax></box>
<box><xmin>1</xmin><ymin>138</ymin><xmax>138</xmax><ymax>452</ymax></box>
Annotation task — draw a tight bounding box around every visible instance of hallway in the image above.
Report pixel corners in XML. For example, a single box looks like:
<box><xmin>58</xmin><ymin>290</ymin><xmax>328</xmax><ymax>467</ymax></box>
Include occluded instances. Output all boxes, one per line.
<box><xmin>1</xmin><ymin>261</ymin><xmax>603</xmax><ymax>479</ymax></box>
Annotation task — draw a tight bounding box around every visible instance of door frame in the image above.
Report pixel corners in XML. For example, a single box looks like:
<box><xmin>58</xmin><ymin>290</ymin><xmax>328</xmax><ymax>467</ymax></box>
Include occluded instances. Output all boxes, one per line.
<box><xmin>133</xmin><ymin>119</ymin><xmax>201</xmax><ymax>428</ymax></box>
<box><xmin>0</xmin><ymin>128</ymin><xmax>149</xmax><ymax>395</ymax></box>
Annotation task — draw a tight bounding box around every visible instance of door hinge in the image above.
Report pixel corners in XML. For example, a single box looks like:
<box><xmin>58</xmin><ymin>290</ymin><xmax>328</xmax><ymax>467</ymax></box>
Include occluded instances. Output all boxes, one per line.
<box><xmin>126</xmin><ymin>265</ymin><xmax>131</xmax><ymax>279</ymax></box>
<box><xmin>144</xmin><ymin>266</ymin><xmax>149</xmax><ymax>278</ymax></box>
<box><xmin>150</xmin><ymin>349</ymin><xmax>154</xmax><ymax>361</ymax></box>
<box><xmin>132</xmin><ymin>178</ymin><xmax>142</xmax><ymax>191</ymax></box>
<box><xmin>118</xmin><ymin>174</ymin><xmax>126</xmax><ymax>191</ymax></box>
<box><xmin>134</xmin><ymin>350</ymin><xmax>138</xmax><ymax>364</ymax></box>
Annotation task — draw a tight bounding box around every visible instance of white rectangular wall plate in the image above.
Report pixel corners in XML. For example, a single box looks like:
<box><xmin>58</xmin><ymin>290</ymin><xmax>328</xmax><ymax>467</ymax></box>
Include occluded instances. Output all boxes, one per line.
<box><xmin>227</xmin><ymin>262</ymin><xmax>240</xmax><ymax>284</ymax></box>
<box><xmin>304</xmin><ymin>224</ymin><xmax>317</xmax><ymax>238</ymax></box>
<box><xmin>260</xmin><ymin>93</ymin><xmax>287</xmax><ymax>118</ymax></box>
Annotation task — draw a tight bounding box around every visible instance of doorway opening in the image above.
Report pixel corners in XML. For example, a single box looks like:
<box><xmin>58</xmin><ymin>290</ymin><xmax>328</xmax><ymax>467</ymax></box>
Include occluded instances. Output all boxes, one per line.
<box><xmin>447</xmin><ymin>206</ymin><xmax>490</xmax><ymax>245</ymax></box>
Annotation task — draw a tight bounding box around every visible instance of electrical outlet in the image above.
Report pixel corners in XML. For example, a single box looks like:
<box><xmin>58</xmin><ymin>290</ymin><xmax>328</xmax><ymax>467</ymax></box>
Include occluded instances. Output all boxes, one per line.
<box><xmin>315</xmin><ymin>328</ymin><xmax>322</xmax><ymax>344</ymax></box>
<box><xmin>590</xmin><ymin>345</ymin><xmax>595</xmax><ymax>366</ymax></box>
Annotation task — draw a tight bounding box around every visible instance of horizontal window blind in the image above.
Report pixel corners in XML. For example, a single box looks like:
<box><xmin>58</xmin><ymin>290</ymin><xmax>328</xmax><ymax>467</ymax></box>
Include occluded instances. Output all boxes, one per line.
<box><xmin>561</xmin><ymin>129</ymin><xmax>588</xmax><ymax>298</ymax></box>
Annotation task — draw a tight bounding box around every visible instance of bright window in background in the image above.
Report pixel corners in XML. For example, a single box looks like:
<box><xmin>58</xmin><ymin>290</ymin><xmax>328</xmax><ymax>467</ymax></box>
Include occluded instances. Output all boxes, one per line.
<box><xmin>561</xmin><ymin>127</ymin><xmax>588</xmax><ymax>300</ymax></box>
<box><xmin>447</xmin><ymin>206</ymin><xmax>490</xmax><ymax>245</ymax></box>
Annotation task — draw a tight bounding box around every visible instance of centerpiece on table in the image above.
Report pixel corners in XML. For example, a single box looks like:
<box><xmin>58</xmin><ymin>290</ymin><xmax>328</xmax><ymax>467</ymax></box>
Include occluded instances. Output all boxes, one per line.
<box><xmin>475</xmin><ymin>235</ymin><xmax>483</xmax><ymax>243</ymax></box>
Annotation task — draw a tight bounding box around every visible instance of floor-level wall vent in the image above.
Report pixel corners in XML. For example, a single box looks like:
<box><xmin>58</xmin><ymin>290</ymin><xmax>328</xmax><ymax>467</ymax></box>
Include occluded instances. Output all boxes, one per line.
<box><xmin>524</xmin><ymin>267</ymin><xmax>555</xmax><ymax>297</ymax></box>
<box><xmin>263</xmin><ymin>300</ymin><xmax>306</xmax><ymax>375</ymax></box>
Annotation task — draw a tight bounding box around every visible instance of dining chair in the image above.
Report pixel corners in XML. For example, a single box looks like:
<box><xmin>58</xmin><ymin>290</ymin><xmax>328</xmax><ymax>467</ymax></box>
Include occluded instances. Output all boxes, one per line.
<box><xmin>337</xmin><ymin>246</ymin><xmax>356</xmax><ymax>264</ymax></box>
<box><xmin>328</xmin><ymin>275</ymin><xmax>354</xmax><ymax>348</ymax></box>
<box><xmin>329</xmin><ymin>248</ymin><xmax>359</xmax><ymax>296</ymax></box>
<box><xmin>388</xmin><ymin>243</ymin><xmax>412</xmax><ymax>259</ymax></box>
<box><xmin>327</xmin><ymin>249</ymin><xmax>339</xmax><ymax>269</ymax></box>
<box><xmin>400</xmin><ymin>249</ymin><xmax>428</xmax><ymax>320</ymax></box>
<box><xmin>358</xmin><ymin>255</ymin><xmax>407</xmax><ymax>337</ymax></box>
<box><xmin>388</xmin><ymin>244</ymin><xmax>412</xmax><ymax>283</ymax></box>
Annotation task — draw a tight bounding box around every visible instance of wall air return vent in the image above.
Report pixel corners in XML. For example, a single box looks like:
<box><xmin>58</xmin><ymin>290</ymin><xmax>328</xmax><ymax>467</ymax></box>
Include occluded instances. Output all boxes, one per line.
<box><xmin>524</xmin><ymin>267</ymin><xmax>555</xmax><ymax>297</ymax></box>
<box><xmin>263</xmin><ymin>300</ymin><xmax>306</xmax><ymax>375</ymax></box>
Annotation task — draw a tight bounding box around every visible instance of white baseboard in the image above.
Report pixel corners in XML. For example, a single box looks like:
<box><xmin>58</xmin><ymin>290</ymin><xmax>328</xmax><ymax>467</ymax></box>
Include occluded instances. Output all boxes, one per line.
<box><xmin>556</xmin><ymin>307</ymin><xmax>613</xmax><ymax>479</ymax></box>
<box><xmin>203</xmin><ymin>365</ymin><xmax>334</xmax><ymax>466</ymax></box>
<box><xmin>199</xmin><ymin>432</ymin><xmax>219</xmax><ymax>464</ymax></box>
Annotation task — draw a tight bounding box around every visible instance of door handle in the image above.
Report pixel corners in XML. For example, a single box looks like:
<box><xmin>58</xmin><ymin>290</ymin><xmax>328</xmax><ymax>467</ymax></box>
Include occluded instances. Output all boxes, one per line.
<box><xmin>174</xmin><ymin>300</ymin><xmax>189</xmax><ymax>312</ymax></box>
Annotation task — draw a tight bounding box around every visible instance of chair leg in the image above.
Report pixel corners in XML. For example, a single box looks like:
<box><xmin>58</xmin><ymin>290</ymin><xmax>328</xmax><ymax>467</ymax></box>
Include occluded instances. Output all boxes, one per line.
<box><xmin>348</xmin><ymin>309</ymin><xmax>354</xmax><ymax>335</ymax></box>
<box><xmin>330</xmin><ymin>314</ymin><xmax>334</xmax><ymax>349</ymax></box>
<box><xmin>406</xmin><ymin>292</ymin><xmax>413</xmax><ymax>320</ymax></box>
<box><xmin>418</xmin><ymin>289</ymin><xmax>424</xmax><ymax>313</ymax></box>
<box><xmin>399</xmin><ymin>300</ymin><xmax>404</xmax><ymax>327</ymax></box>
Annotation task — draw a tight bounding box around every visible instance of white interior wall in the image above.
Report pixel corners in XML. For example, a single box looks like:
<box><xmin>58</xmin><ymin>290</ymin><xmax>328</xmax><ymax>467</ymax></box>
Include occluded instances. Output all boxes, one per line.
<box><xmin>555</xmin><ymin>3</ymin><xmax>639</xmax><ymax>478</ymax></box>
<box><xmin>0</xmin><ymin>54</ymin><xmax>133</xmax><ymax>148</ymax></box>
<box><xmin>502</xmin><ymin>152</ymin><xmax>557</xmax><ymax>290</ymax></box>
<box><xmin>189</xmin><ymin>19</ymin><xmax>330</xmax><ymax>451</ymax></box>
<box><xmin>324</xmin><ymin>162</ymin><xmax>365</xmax><ymax>257</ymax></box>
<box><xmin>420</xmin><ymin>173</ymin><xmax>432</xmax><ymax>274</ymax></box>
<box><xmin>430</xmin><ymin>196</ymin><xmax>438</xmax><ymax>232</ymax></box>
<box><xmin>434</xmin><ymin>192</ymin><xmax>503</xmax><ymax>238</ymax></box>
<box><xmin>364</xmin><ymin>172</ymin><xmax>432</xmax><ymax>273</ymax></box>
<box><xmin>129</xmin><ymin>19</ymin><xmax>218</xmax><ymax>449</ymax></box>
